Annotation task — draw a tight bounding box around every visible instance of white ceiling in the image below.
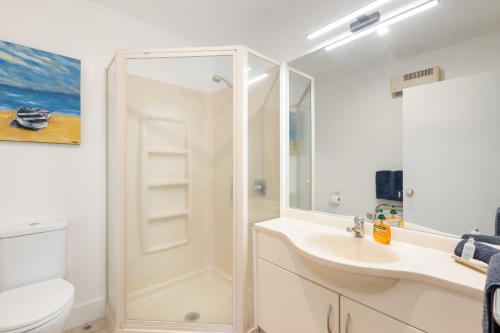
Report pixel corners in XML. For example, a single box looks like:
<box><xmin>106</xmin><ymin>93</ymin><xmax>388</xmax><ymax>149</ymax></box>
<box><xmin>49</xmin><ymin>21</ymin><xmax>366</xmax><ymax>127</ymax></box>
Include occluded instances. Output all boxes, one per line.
<box><xmin>86</xmin><ymin>0</ymin><xmax>373</xmax><ymax>62</ymax></box>
<box><xmin>87</xmin><ymin>0</ymin><xmax>500</xmax><ymax>79</ymax></box>
<box><xmin>291</xmin><ymin>0</ymin><xmax>500</xmax><ymax>81</ymax></box>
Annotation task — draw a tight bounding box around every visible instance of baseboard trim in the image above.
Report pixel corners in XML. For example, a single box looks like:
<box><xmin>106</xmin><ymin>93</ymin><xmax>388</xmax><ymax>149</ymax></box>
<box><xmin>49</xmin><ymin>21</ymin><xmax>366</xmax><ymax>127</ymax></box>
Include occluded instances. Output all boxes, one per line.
<box><xmin>64</xmin><ymin>297</ymin><xmax>106</xmax><ymax>331</ymax></box>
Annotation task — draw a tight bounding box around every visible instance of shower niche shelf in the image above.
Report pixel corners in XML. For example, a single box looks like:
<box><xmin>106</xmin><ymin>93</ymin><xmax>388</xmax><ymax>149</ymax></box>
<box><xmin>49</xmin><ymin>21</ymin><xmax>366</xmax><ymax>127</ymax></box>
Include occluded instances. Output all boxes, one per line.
<box><xmin>140</xmin><ymin>113</ymin><xmax>191</xmax><ymax>254</ymax></box>
<box><xmin>146</xmin><ymin>148</ymin><xmax>189</xmax><ymax>155</ymax></box>
<box><xmin>148</xmin><ymin>180</ymin><xmax>190</xmax><ymax>188</ymax></box>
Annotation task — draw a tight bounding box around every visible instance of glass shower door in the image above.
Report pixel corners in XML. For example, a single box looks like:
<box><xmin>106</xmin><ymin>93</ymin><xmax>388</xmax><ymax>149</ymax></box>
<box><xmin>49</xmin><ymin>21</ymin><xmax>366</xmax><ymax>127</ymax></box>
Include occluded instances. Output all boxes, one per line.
<box><xmin>246</xmin><ymin>52</ymin><xmax>281</xmax><ymax>328</ymax></box>
<box><xmin>124</xmin><ymin>54</ymin><xmax>234</xmax><ymax>326</ymax></box>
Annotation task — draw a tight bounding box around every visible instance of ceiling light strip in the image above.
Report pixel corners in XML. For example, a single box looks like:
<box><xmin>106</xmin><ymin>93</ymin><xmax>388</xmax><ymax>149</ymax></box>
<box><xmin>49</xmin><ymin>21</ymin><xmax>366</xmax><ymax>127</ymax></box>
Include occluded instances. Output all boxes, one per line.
<box><xmin>324</xmin><ymin>0</ymin><xmax>438</xmax><ymax>51</ymax></box>
<box><xmin>307</xmin><ymin>0</ymin><xmax>394</xmax><ymax>40</ymax></box>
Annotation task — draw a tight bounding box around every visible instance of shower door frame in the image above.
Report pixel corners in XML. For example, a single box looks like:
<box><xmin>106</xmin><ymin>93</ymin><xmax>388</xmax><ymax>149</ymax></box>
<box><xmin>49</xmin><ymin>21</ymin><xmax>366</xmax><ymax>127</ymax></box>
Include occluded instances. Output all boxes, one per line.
<box><xmin>107</xmin><ymin>46</ymin><xmax>250</xmax><ymax>333</ymax></box>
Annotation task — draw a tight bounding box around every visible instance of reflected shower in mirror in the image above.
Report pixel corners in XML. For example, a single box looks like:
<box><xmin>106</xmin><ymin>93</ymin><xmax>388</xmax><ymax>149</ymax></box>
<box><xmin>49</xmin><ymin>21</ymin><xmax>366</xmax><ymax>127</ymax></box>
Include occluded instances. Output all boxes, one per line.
<box><xmin>288</xmin><ymin>0</ymin><xmax>500</xmax><ymax>237</ymax></box>
<box><xmin>288</xmin><ymin>70</ymin><xmax>313</xmax><ymax>211</ymax></box>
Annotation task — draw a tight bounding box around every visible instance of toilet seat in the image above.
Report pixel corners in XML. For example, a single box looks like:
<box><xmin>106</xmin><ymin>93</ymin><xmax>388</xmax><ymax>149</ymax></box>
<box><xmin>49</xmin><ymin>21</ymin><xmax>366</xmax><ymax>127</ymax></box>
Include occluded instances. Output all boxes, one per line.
<box><xmin>0</xmin><ymin>278</ymin><xmax>74</xmax><ymax>333</ymax></box>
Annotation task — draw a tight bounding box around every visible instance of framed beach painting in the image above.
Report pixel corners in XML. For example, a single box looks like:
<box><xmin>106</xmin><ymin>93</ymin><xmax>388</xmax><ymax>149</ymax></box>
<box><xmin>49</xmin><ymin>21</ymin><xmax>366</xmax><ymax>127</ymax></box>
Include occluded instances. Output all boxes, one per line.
<box><xmin>0</xmin><ymin>40</ymin><xmax>80</xmax><ymax>144</ymax></box>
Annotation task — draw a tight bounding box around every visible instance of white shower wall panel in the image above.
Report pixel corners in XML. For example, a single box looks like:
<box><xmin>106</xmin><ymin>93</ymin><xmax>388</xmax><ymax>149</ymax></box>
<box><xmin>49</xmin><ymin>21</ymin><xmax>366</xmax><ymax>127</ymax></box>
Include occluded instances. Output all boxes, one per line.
<box><xmin>126</xmin><ymin>74</ymin><xmax>232</xmax><ymax>296</ymax></box>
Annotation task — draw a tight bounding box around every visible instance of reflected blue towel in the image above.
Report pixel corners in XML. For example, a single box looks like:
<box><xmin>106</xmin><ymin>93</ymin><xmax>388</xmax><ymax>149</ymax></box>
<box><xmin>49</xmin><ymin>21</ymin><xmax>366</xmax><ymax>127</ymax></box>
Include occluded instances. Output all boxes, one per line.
<box><xmin>496</xmin><ymin>208</ymin><xmax>500</xmax><ymax>237</ymax></box>
<box><xmin>483</xmin><ymin>253</ymin><xmax>500</xmax><ymax>332</ymax></box>
<box><xmin>376</xmin><ymin>171</ymin><xmax>391</xmax><ymax>200</ymax></box>
<box><xmin>455</xmin><ymin>240</ymin><xmax>500</xmax><ymax>264</ymax></box>
<box><xmin>375</xmin><ymin>170</ymin><xmax>403</xmax><ymax>201</ymax></box>
<box><xmin>394</xmin><ymin>170</ymin><xmax>403</xmax><ymax>201</ymax></box>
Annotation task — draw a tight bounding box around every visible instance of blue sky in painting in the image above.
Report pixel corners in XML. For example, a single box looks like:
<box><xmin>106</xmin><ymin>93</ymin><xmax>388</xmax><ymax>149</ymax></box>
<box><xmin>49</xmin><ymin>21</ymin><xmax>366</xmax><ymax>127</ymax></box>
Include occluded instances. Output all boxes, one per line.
<box><xmin>0</xmin><ymin>41</ymin><xmax>80</xmax><ymax>95</ymax></box>
<box><xmin>0</xmin><ymin>41</ymin><xmax>80</xmax><ymax>115</ymax></box>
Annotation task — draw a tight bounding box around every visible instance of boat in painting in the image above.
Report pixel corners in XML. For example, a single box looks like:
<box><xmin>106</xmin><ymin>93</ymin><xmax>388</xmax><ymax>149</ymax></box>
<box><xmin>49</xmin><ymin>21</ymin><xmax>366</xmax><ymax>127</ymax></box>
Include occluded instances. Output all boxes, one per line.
<box><xmin>15</xmin><ymin>106</ymin><xmax>52</xmax><ymax>130</ymax></box>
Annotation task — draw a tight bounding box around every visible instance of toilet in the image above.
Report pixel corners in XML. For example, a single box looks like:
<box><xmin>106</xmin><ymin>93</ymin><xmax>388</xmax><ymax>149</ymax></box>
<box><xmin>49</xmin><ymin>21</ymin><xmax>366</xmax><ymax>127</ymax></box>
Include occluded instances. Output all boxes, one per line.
<box><xmin>0</xmin><ymin>220</ymin><xmax>74</xmax><ymax>333</ymax></box>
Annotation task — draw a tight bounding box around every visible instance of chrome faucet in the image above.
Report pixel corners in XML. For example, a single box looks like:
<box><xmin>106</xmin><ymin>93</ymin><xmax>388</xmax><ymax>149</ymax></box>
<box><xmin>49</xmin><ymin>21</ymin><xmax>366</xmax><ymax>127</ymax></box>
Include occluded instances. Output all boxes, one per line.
<box><xmin>347</xmin><ymin>216</ymin><xmax>365</xmax><ymax>238</ymax></box>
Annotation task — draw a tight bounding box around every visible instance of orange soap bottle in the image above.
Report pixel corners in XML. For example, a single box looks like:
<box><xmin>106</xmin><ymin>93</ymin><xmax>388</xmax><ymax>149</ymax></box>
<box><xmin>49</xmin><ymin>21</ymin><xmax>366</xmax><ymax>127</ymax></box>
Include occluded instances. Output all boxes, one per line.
<box><xmin>373</xmin><ymin>213</ymin><xmax>391</xmax><ymax>245</ymax></box>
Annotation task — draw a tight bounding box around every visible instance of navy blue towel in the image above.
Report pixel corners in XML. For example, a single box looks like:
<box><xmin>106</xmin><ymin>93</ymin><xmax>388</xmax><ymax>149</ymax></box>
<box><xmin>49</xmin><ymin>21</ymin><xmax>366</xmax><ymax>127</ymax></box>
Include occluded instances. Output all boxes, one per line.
<box><xmin>455</xmin><ymin>240</ymin><xmax>500</xmax><ymax>264</ymax></box>
<box><xmin>376</xmin><ymin>171</ymin><xmax>391</xmax><ymax>200</ymax></box>
<box><xmin>376</xmin><ymin>170</ymin><xmax>403</xmax><ymax>201</ymax></box>
<box><xmin>496</xmin><ymin>207</ymin><xmax>500</xmax><ymax>237</ymax></box>
<box><xmin>483</xmin><ymin>253</ymin><xmax>500</xmax><ymax>333</ymax></box>
<box><xmin>394</xmin><ymin>170</ymin><xmax>403</xmax><ymax>201</ymax></box>
<box><xmin>462</xmin><ymin>234</ymin><xmax>500</xmax><ymax>246</ymax></box>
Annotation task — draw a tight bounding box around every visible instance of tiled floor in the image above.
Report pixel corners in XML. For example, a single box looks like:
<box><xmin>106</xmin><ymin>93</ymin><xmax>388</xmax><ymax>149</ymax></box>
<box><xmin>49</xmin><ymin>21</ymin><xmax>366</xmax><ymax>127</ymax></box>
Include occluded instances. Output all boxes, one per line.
<box><xmin>65</xmin><ymin>328</ymin><xmax>108</xmax><ymax>333</ymax></box>
<box><xmin>63</xmin><ymin>318</ymin><xmax>107</xmax><ymax>333</ymax></box>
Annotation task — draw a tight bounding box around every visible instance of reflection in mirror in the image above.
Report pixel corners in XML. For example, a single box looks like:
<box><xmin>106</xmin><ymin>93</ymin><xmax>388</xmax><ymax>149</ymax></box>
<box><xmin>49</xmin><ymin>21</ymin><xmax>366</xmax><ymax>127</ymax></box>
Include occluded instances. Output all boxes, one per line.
<box><xmin>288</xmin><ymin>70</ymin><xmax>313</xmax><ymax>211</ymax></box>
<box><xmin>288</xmin><ymin>0</ymin><xmax>500</xmax><ymax>237</ymax></box>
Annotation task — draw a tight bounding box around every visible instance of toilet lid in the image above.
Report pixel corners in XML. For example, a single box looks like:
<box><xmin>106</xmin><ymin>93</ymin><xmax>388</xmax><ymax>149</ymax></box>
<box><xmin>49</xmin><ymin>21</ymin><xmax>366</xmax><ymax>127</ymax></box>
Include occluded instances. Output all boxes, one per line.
<box><xmin>0</xmin><ymin>278</ymin><xmax>74</xmax><ymax>332</ymax></box>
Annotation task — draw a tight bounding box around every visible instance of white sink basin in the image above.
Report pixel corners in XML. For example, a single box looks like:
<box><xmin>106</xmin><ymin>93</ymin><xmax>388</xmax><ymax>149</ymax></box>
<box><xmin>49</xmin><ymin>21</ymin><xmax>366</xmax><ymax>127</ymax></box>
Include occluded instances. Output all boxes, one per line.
<box><xmin>302</xmin><ymin>233</ymin><xmax>399</xmax><ymax>264</ymax></box>
<box><xmin>255</xmin><ymin>217</ymin><xmax>486</xmax><ymax>299</ymax></box>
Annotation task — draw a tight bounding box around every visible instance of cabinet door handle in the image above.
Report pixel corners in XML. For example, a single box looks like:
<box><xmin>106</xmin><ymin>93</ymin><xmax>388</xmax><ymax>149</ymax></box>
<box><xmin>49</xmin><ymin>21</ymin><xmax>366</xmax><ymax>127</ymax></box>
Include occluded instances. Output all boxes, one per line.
<box><xmin>344</xmin><ymin>312</ymin><xmax>351</xmax><ymax>333</ymax></box>
<box><xmin>327</xmin><ymin>304</ymin><xmax>333</xmax><ymax>333</ymax></box>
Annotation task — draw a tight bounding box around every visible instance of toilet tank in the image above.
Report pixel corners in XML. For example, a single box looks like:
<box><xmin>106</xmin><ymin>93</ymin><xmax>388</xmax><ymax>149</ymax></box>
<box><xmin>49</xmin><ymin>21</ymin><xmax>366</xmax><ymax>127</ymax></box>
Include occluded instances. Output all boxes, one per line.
<box><xmin>0</xmin><ymin>219</ymin><xmax>67</xmax><ymax>292</ymax></box>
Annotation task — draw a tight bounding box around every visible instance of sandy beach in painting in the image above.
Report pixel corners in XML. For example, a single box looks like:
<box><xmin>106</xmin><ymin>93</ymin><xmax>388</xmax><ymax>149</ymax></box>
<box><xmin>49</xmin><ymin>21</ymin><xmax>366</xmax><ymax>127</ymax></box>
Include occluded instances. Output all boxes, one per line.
<box><xmin>0</xmin><ymin>110</ymin><xmax>80</xmax><ymax>144</ymax></box>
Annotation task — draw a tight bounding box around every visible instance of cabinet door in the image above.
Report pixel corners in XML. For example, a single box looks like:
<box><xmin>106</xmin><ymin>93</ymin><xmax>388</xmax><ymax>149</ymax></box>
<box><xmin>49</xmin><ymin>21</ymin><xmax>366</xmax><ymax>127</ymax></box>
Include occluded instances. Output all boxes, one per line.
<box><xmin>340</xmin><ymin>296</ymin><xmax>424</xmax><ymax>333</ymax></box>
<box><xmin>257</xmin><ymin>259</ymin><xmax>339</xmax><ymax>333</ymax></box>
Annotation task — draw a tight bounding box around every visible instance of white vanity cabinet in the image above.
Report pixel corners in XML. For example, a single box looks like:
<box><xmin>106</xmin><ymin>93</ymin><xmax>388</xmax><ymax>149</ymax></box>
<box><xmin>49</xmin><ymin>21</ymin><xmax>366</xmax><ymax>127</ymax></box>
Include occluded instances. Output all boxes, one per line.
<box><xmin>257</xmin><ymin>258</ymin><xmax>423</xmax><ymax>333</ymax></box>
<box><xmin>340</xmin><ymin>297</ymin><xmax>423</xmax><ymax>333</ymax></box>
<box><xmin>254</xmin><ymin>218</ymin><xmax>484</xmax><ymax>333</ymax></box>
<box><xmin>257</xmin><ymin>259</ymin><xmax>340</xmax><ymax>333</ymax></box>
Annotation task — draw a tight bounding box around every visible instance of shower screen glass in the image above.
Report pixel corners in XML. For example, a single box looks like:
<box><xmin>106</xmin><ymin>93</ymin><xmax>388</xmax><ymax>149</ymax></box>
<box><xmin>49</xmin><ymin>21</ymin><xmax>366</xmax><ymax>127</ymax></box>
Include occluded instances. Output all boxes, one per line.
<box><xmin>246</xmin><ymin>52</ymin><xmax>281</xmax><ymax>326</ymax></box>
<box><xmin>125</xmin><ymin>55</ymin><xmax>234</xmax><ymax>325</ymax></box>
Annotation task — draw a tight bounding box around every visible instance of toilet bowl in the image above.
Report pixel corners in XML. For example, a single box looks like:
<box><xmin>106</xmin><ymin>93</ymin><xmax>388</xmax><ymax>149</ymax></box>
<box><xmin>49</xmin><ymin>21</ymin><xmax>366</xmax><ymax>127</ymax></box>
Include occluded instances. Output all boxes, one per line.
<box><xmin>0</xmin><ymin>278</ymin><xmax>74</xmax><ymax>333</ymax></box>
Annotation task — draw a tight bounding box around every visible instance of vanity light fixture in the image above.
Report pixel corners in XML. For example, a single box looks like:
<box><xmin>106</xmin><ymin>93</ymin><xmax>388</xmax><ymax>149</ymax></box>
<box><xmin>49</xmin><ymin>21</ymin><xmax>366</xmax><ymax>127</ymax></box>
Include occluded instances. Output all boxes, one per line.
<box><xmin>307</xmin><ymin>0</ymin><xmax>394</xmax><ymax>40</ymax></box>
<box><xmin>248</xmin><ymin>73</ymin><xmax>269</xmax><ymax>85</ymax></box>
<box><xmin>324</xmin><ymin>0</ymin><xmax>438</xmax><ymax>51</ymax></box>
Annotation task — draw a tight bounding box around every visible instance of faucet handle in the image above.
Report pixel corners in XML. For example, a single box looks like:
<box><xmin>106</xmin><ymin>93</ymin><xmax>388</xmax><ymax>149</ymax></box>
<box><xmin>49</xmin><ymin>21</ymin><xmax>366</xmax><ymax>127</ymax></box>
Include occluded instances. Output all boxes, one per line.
<box><xmin>354</xmin><ymin>216</ymin><xmax>366</xmax><ymax>225</ymax></box>
<box><xmin>349</xmin><ymin>216</ymin><xmax>366</xmax><ymax>238</ymax></box>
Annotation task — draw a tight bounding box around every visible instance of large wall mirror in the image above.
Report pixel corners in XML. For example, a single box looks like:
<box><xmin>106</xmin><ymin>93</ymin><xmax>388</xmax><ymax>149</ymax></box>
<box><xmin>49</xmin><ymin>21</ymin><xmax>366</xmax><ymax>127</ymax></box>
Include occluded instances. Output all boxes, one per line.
<box><xmin>287</xmin><ymin>0</ymin><xmax>500</xmax><ymax>237</ymax></box>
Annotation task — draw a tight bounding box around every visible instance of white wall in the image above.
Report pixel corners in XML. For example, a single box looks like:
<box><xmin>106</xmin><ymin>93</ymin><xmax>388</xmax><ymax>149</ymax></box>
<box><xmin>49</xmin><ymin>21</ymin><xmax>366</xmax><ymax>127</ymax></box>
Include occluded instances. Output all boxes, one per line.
<box><xmin>314</xmin><ymin>32</ymin><xmax>500</xmax><ymax>217</ymax></box>
<box><xmin>404</xmin><ymin>70</ymin><xmax>500</xmax><ymax>236</ymax></box>
<box><xmin>0</xmin><ymin>0</ymin><xmax>193</xmax><ymax>329</ymax></box>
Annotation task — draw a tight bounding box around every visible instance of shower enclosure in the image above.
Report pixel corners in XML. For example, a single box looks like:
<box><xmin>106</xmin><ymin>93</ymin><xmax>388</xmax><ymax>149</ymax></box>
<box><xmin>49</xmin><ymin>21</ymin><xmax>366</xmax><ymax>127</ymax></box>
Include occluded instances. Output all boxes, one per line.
<box><xmin>106</xmin><ymin>46</ymin><xmax>280</xmax><ymax>333</ymax></box>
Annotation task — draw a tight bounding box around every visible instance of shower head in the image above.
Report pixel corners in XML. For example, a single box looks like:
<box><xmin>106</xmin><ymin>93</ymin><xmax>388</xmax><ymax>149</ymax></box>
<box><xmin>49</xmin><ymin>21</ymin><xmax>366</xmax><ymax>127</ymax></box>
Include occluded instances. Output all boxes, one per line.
<box><xmin>212</xmin><ymin>75</ymin><xmax>233</xmax><ymax>88</ymax></box>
